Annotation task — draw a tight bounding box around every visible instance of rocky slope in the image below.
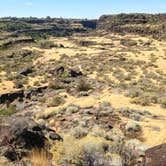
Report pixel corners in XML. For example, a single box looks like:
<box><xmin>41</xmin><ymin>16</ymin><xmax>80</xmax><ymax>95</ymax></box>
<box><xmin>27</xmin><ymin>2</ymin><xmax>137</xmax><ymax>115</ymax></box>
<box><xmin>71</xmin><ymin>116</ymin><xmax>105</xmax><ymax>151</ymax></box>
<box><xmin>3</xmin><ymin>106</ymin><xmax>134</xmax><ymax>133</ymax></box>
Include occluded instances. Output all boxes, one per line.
<box><xmin>0</xmin><ymin>14</ymin><xmax>166</xmax><ymax>166</ymax></box>
<box><xmin>97</xmin><ymin>13</ymin><xmax>166</xmax><ymax>40</ymax></box>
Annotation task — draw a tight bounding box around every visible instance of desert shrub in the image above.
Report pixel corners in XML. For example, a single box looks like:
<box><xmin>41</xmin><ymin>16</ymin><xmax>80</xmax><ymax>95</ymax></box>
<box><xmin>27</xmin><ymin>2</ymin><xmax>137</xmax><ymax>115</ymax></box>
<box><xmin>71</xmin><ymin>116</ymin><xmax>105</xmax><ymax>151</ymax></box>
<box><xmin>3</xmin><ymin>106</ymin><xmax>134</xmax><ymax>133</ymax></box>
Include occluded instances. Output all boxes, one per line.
<box><xmin>0</xmin><ymin>105</ymin><xmax>17</xmax><ymax>116</ymax></box>
<box><xmin>59</xmin><ymin>70</ymin><xmax>70</xmax><ymax>79</ymax></box>
<box><xmin>66</xmin><ymin>105</ymin><xmax>79</xmax><ymax>115</ymax></box>
<box><xmin>90</xmin><ymin>125</ymin><xmax>106</xmax><ymax>138</ymax></box>
<box><xmin>51</xmin><ymin>132</ymin><xmax>146</xmax><ymax>166</ymax></box>
<box><xmin>131</xmin><ymin>92</ymin><xmax>158</xmax><ymax>106</ymax></box>
<box><xmin>78</xmin><ymin>40</ymin><xmax>95</xmax><ymax>47</ymax></box>
<box><xmin>55</xmin><ymin>138</ymin><xmax>115</xmax><ymax>166</ymax></box>
<box><xmin>14</xmin><ymin>77</ymin><xmax>28</xmax><ymax>88</ymax></box>
<box><xmin>38</xmin><ymin>40</ymin><xmax>57</xmax><ymax>49</ymax></box>
<box><xmin>158</xmin><ymin>97</ymin><xmax>166</xmax><ymax>108</ymax></box>
<box><xmin>119</xmin><ymin>107</ymin><xmax>152</xmax><ymax>121</ymax></box>
<box><xmin>47</xmin><ymin>96</ymin><xmax>65</xmax><ymax>107</ymax></box>
<box><xmin>51</xmin><ymin>136</ymin><xmax>85</xmax><ymax>166</ymax></box>
<box><xmin>13</xmin><ymin>79</ymin><xmax>24</xmax><ymax>89</ymax></box>
<box><xmin>126</xmin><ymin>88</ymin><xmax>143</xmax><ymax>98</ymax></box>
<box><xmin>36</xmin><ymin>106</ymin><xmax>65</xmax><ymax>120</ymax></box>
<box><xmin>121</xmin><ymin>139</ymin><xmax>148</xmax><ymax>165</ymax></box>
<box><xmin>33</xmin><ymin>81</ymin><xmax>41</xmax><ymax>86</ymax></box>
<box><xmin>76</xmin><ymin>79</ymin><xmax>91</xmax><ymax>92</ymax></box>
<box><xmin>120</xmin><ymin>39</ymin><xmax>137</xmax><ymax>47</ymax></box>
<box><xmin>48</xmin><ymin>79</ymin><xmax>63</xmax><ymax>90</ymax></box>
<box><xmin>105</xmin><ymin>128</ymin><xmax>125</xmax><ymax>143</ymax></box>
<box><xmin>70</xmin><ymin>125</ymin><xmax>88</xmax><ymax>139</ymax></box>
<box><xmin>125</xmin><ymin>121</ymin><xmax>142</xmax><ymax>139</ymax></box>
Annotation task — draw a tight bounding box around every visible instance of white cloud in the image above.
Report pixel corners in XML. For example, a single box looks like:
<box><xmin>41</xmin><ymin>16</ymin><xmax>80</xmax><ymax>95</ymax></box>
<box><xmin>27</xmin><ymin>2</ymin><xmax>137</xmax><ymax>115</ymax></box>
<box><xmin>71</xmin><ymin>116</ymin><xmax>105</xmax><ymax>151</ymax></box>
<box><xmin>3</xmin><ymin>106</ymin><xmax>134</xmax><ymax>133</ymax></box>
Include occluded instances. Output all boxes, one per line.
<box><xmin>24</xmin><ymin>2</ymin><xmax>33</xmax><ymax>6</ymax></box>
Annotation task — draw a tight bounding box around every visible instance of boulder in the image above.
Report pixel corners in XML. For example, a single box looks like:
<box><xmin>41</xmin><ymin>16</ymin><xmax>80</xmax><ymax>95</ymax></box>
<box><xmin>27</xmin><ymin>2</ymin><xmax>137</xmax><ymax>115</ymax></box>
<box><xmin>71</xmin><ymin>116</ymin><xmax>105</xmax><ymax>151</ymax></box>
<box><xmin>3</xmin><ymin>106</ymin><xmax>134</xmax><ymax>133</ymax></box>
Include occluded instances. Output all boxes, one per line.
<box><xmin>24</xmin><ymin>86</ymin><xmax>47</xmax><ymax>99</ymax></box>
<box><xmin>9</xmin><ymin>117</ymin><xmax>46</xmax><ymax>149</ymax></box>
<box><xmin>141</xmin><ymin>143</ymin><xmax>166</xmax><ymax>166</ymax></box>
<box><xmin>0</xmin><ymin>90</ymin><xmax>24</xmax><ymax>104</ymax></box>
<box><xmin>0</xmin><ymin>116</ymin><xmax>62</xmax><ymax>161</ymax></box>
<box><xmin>69</xmin><ymin>68</ymin><xmax>83</xmax><ymax>77</ymax></box>
<box><xmin>0</xmin><ymin>117</ymin><xmax>45</xmax><ymax>161</ymax></box>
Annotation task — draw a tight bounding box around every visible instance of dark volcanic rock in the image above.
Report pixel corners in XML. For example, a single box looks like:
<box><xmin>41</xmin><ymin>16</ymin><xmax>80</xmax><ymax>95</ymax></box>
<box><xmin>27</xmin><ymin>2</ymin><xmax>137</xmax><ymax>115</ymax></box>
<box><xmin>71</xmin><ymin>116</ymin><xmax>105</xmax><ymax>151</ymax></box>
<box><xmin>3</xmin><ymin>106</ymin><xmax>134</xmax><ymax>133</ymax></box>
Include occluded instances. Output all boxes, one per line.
<box><xmin>0</xmin><ymin>116</ymin><xmax>62</xmax><ymax>161</ymax></box>
<box><xmin>18</xmin><ymin>66</ymin><xmax>33</xmax><ymax>76</ymax></box>
<box><xmin>0</xmin><ymin>90</ymin><xmax>24</xmax><ymax>104</ymax></box>
<box><xmin>49</xmin><ymin>132</ymin><xmax>63</xmax><ymax>141</ymax></box>
<box><xmin>9</xmin><ymin>117</ymin><xmax>46</xmax><ymax>149</ymax></box>
<box><xmin>140</xmin><ymin>143</ymin><xmax>166</xmax><ymax>166</ymax></box>
<box><xmin>24</xmin><ymin>86</ymin><xmax>48</xmax><ymax>99</ymax></box>
<box><xmin>0</xmin><ymin>117</ymin><xmax>45</xmax><ymax>161</ymax></box>
<box><xmin>56</xmin><ymin>66</ymin><xmax>65</xmax><ymax>76</ymax></box>
<box><xmin>97</xmin><ymin>13</ymin><xmax>166</xmax><ymax>39</ymax></box>
<box><xmin>0</xmin><ymin>86</ymin><xmax>47</xmax><ymax>104</ymax></box>
<box><xmin>69</xmin><ymin>68</ymin><xmax>83</xmax><ymax>77</ymax></box>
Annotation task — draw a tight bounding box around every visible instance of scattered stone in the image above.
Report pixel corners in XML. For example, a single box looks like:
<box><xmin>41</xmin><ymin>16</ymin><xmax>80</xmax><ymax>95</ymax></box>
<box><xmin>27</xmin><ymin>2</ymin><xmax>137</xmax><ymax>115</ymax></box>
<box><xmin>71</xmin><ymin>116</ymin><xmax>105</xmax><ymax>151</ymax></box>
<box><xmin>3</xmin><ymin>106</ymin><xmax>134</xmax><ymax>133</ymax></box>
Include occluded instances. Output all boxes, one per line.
<box><xmin>49</xmin><ymin>132</ymin><xmax>63</xmax><ymax>141</ymax></box>
<box><xmin>18</xmin><ymin>66</ymin><xmax>33</xmax><ymax>76</ymax></box>
<box><xmin>69</xmin><ymin>68</ymin><xmax>83</xmax><ymax>77</ymax></box>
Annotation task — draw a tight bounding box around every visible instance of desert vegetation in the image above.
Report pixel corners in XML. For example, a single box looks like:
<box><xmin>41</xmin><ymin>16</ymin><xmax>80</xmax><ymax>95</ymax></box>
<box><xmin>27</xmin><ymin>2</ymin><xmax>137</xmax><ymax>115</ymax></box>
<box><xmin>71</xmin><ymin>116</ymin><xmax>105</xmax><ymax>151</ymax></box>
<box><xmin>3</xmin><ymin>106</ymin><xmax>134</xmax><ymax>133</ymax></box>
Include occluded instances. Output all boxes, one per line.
<box><xmin>0</xmin><ymin>14</ymin><xmax>165</xmax><ymax>166</ymax></box>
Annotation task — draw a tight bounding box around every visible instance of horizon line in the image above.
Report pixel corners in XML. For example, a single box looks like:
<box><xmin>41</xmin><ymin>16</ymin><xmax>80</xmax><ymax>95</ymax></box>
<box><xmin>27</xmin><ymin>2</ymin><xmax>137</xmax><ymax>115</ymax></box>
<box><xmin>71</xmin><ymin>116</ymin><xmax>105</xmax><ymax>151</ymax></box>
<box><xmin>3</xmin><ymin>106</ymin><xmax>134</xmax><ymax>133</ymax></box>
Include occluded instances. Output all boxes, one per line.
<box><xmin>0</xmin><ymin>12</ymin><xmax>166</xmax><ymax>20</ymax></box>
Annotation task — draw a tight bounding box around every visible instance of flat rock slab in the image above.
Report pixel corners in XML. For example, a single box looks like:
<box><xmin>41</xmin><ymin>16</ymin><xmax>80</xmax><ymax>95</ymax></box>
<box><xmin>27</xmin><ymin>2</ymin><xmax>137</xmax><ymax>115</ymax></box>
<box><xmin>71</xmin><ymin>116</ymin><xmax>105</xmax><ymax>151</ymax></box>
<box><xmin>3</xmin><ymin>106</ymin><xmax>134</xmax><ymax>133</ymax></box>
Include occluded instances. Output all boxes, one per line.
<box><xmin>141</xmin><ymin>143</ymin><xmax>166</xmax><ymax>166</ymax></box>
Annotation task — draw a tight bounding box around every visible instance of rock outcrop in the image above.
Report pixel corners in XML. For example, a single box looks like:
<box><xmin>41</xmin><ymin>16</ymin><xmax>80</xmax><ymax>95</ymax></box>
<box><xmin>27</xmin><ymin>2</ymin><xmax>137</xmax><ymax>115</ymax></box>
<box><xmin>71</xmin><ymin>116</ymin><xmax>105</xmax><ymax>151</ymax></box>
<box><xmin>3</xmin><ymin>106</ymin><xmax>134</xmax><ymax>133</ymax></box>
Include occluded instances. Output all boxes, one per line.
<box><xmin>97</xmin><ymin>13</ymin><xmax>166</xmax><ymax>39</ymax></box>
<box><xmin>140</xmin><ymin>143</ymin><xmax>166</xmax><ymax>166</ymax></box>
<box><xmin>0</xmin><ymin>116</ymin><xmax>62</xmax><ymax>161</ymax></box>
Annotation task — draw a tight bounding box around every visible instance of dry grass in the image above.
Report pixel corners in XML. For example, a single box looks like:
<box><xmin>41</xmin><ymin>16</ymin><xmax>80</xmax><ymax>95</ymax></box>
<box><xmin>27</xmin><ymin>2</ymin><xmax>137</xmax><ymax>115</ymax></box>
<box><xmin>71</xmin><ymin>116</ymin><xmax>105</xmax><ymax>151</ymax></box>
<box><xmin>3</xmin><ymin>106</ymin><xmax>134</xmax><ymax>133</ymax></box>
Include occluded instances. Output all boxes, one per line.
<box><xmin>27</xmin><ymin>148</ymin><xmax>50</xmax><ymax>166</ymax></box>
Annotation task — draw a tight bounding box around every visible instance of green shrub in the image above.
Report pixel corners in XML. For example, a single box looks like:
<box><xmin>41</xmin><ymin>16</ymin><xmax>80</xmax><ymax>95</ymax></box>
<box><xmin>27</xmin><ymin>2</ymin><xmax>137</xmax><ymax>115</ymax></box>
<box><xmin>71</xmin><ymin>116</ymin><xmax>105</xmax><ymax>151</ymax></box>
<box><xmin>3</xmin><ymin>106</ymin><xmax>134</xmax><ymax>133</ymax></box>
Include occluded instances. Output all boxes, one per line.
<box><xmin>70</xmin><ymin>126</ymin><xmax>88</xmax><ymax>139</ymax></box>
<box><xmin>0</xmin><ymin>105</ymin><xmax>17</xmax><ymax>116</ymax></box>
<box><xmin>66</xmin><ymin>105</ymin><xmax>79</xmax><ymax>115</ymax></box>
<box><xmin>47</xmin><ymin>96</ymin><xmax>65</xmax><ymax>107</ymax></box>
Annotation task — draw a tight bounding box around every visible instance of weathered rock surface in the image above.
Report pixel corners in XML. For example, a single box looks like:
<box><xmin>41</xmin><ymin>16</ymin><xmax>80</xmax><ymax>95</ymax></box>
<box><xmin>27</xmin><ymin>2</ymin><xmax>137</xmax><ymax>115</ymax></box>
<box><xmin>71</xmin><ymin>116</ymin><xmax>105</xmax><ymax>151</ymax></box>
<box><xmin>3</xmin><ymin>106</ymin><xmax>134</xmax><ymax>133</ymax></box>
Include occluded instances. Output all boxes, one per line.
<box><xmin>97</xmin><ymin>13</ymin><xmax>166</xmax><ymax>39</ymax></box>
<box><xmin>0</xmin><ymin>116</ymin><xmax>62</xmax><ymax>161</ymax></box>
<box><xmin>140</xmin><ymin>143</ymin><xmax>166</xmax><ymax>166</ymax></box>
<box><xmin>0</xmin><ymin>90</ymin><xmax>24</xmax><ymax>104</ymax></box>
<box><xmin>18</xmin><ymin>66</ymin><xmax>33</xmax><ymax>76</ymax></box>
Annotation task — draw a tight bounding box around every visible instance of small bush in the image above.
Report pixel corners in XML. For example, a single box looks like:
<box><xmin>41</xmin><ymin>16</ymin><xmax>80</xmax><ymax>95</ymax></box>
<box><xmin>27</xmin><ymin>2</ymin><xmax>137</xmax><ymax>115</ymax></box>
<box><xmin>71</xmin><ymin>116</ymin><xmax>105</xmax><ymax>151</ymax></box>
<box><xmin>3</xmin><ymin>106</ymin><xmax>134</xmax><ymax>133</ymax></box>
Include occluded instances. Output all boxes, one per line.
<box><xmin>66</xmin><ymin>105</ymin><xmax>79</xmax><ymax>115</ymax></box>
<box><xmin>126</xmin><ymin>88</ymin><xmax>143</xmax><ymax>98</ymax></box>
<box><xmin>70</xmin><ymin>126</ymin><xmax>88</xmax><ymax>139</ymax></box>
<box><xmin>125</xmin><ymin>121</ymin><xmax>142</xmax><ymax>139</ymax></box>
<box><xmin>38</xmin><ymin>40</ymin><xmax>57</xmax><ymax>49</ymax></box>
<box><xmin>76</xmin><ymin>79</ymin><xmax>91</xmax><ymax>92</ymax></box>
<box><xmin>78</xmin><ymin>40</ymin><xmax>95</xmax><ymax>47</ymax></box>
<box><xmin>47</xmin><ymin>96</ymin><xmax>65</xmax><ymax>107</ymax></box>
<box><xmin>48</xmin><ymin>79</ymin><xmax>63</xmax><ymax>90</ymax></box>
<box><xmin>120</xmin><ymin>39</ymin><xmax>137</xmax><ymax>47</ymax></box>
<box><xmin>0</xmin><ymin>105</ymin><xmax>17</xmax><ymax>116</ymax></box>
<box><xmin>158</xmin><ymin>97</ymin><xmax>166</xmax><ymax>108</ymax></box>
<box><xmin>131</xmin><ymin>96</ymin><xmax>151</xmax><ymax>106</ymax></box>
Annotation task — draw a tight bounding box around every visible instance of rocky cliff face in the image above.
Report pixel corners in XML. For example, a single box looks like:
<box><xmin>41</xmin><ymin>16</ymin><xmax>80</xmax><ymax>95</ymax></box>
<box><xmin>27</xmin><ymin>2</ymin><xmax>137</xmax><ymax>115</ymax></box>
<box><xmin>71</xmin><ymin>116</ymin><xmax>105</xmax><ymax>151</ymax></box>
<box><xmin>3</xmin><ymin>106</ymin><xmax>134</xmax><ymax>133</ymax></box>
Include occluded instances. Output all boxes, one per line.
<box><xmin>97</xmin><ymin>13</ymin><xmax>166</xmax><ymax>39</ymax></box>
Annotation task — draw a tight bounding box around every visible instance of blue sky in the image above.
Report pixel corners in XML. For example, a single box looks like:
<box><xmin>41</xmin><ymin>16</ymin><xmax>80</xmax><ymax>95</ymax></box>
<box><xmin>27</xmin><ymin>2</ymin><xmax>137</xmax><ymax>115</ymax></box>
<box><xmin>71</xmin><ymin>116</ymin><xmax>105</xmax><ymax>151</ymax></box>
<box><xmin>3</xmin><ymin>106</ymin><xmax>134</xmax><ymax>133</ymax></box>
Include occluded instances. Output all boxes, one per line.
<box><xmin>0</xmin><ymin>0</ymin><xmax>166</xmax><ymax>18</ymax></box>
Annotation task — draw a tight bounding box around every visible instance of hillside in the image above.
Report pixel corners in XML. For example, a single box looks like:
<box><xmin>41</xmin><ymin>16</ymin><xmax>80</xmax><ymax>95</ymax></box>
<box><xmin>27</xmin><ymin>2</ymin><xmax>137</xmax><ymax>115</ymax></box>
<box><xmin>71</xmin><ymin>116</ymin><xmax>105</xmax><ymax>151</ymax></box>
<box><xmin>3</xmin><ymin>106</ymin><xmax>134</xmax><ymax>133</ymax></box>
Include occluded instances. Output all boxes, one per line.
<box><xmin>97</xmin><ymin>13</ymin><xmax>166</xmax><ymax>40</ymax></box>
<box><xmin>0</xmin><ymin>14</ymin><xmax>166</xmax><ymax>166</ymax></box>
